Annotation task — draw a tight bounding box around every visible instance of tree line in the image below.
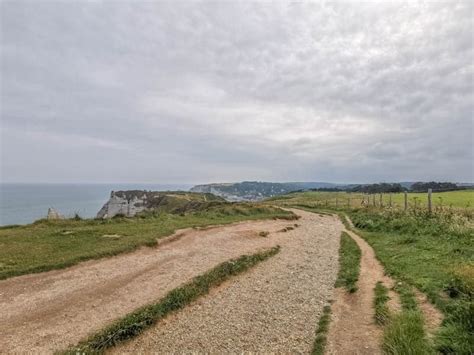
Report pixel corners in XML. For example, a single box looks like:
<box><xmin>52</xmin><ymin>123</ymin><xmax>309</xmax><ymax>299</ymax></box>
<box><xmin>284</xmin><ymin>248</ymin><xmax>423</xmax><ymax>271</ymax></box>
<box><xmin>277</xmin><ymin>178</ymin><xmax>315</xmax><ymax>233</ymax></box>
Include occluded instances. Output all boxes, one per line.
<box><xmin>310</xmin><ymin>182</ymin><xmax>465</xmax><ymax>194</ymax></box>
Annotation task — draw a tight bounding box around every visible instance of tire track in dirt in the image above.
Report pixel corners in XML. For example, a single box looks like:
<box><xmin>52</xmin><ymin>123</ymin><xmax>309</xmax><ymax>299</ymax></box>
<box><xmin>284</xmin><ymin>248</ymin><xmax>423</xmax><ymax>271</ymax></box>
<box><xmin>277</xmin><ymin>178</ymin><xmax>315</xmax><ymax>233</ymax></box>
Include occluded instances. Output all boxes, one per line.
<box><xmin>328</xmin><ymin>214</ymin><xmax>442</xmax><ymax>354</ymax></box>
<box><xmin>326</xmin><ymin>228</ymin><xmax>401</xmax><ymax>355</ymax></box>
<box><xmin>345</xmin><ymin>214</ymin><xmax>442</xmax><ymax>335</ymax></box>
<box><xmin>413</xmin><ymin>289</ymin><xmax>443</xmax><ymax>337</ymax></box>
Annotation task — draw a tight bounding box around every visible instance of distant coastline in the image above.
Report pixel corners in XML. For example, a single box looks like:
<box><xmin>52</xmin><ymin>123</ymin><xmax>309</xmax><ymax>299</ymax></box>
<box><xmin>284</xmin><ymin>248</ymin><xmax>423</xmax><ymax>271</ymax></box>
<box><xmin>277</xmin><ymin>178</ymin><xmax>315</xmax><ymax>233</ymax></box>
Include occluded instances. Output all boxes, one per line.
<box><xmin>0</xmin><ymin>183</ymin><xmax>194</xmax><ymax>226</ymax></box>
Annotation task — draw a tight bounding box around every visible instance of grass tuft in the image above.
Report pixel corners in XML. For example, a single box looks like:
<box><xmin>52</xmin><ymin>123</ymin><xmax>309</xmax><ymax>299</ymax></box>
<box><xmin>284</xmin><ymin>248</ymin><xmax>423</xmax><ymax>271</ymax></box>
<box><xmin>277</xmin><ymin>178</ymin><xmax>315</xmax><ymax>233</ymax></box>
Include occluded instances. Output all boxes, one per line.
<box><xmin>64</xmin><ymin>246</ymin><xmax>280</xmax><ymax>353</ymax></box>
<box><xmin>383</xmin><ymin>310</ymin><xmax>434</xmax><ymax>355</ymax></box>
<box><xmin>335</xmin><ymin>232</ymin><xmax>361</xmax><ymax>293</ymax></box>
<box><xmin>312</xmin><ymin>304</ymin><xmax>332</xmax><ymax>355</ymax></box>
<box><xmin>374</xmin><ymin>282</ymin><xmax>391</xmax><ymax>325</ymax></box>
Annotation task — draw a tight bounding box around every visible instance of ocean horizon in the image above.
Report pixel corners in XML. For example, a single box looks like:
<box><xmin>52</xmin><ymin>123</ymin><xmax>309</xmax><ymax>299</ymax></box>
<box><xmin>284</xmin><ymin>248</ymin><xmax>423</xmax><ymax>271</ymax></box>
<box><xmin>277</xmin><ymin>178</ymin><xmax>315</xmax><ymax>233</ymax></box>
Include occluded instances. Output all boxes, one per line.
<box><xmin>0</xmin><ymin>183</ymin><xmax>194</xmax><ymax>226</ymax></box>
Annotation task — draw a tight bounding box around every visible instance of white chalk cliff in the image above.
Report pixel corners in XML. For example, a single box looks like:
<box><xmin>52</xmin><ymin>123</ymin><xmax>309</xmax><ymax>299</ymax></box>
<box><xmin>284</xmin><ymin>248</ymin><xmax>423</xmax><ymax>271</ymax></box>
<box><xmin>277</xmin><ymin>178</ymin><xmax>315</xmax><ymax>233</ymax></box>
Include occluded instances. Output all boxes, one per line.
<box><xmin>96</xmin><ymin>191</ymin><xmax>148</xmax><ymax>219</ymax></box>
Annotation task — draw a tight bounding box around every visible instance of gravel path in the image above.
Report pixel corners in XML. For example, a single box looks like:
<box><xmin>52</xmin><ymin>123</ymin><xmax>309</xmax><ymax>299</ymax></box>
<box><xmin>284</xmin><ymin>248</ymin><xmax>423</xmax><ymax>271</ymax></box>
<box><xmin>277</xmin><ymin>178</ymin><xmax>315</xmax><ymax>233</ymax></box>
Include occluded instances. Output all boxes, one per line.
<box><xmin>0</xmin><ymin>218</ymin><xmax>294</xmax><ymax>353</ymax></box>
<box><xmin>112</xmin><ymin>209</ymin><xmax>343</xmax><ymax>353</ymax></box>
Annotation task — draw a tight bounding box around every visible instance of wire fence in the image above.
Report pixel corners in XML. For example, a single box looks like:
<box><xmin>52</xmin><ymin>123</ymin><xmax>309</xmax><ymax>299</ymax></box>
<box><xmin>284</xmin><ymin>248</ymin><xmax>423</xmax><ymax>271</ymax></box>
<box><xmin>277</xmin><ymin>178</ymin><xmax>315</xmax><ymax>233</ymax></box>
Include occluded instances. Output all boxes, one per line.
<box><xmin>294</xmin><ymin>189</ymin><xmax>473</xmax><ymax>217</ymax></box>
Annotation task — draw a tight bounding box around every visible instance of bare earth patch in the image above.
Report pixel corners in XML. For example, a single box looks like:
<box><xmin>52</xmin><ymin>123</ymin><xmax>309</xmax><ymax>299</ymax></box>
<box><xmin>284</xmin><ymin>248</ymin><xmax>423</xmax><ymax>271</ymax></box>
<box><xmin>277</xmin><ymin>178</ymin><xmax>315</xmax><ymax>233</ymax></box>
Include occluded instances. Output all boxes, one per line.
<box><xmin>413</xmin><ymin>288</ymin><xmax>443</xmax><ymax>337</ymax></box>
<box><xmin>111</xmin><ymin>210</ymin><xmax>343</xmax><ymax>353</ymax></box>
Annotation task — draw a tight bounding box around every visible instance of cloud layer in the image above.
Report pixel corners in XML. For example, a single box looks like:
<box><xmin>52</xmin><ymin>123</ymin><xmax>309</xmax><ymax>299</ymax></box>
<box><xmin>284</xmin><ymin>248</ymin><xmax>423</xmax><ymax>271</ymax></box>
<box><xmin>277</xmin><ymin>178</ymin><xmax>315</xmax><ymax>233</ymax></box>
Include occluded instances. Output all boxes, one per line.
<box><xmin>1</xmin><ymin>1</ymin><xmax>473</xmax><ymax>183</ymax></box>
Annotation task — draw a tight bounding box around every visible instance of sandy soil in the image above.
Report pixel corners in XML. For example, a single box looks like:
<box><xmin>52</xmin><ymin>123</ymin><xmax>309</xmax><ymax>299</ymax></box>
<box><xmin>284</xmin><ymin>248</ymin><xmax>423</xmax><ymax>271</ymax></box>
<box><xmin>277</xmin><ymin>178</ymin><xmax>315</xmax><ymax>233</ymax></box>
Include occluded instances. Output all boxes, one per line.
<box><xmin>112</xmin><ymin>209</ymin><xmax>343</xmax><ymax>353</ymax></box>
<box><xmin>326</xmin><ymin>228</ymin><xmax>401</xmax><ymax>355</ymax></box>
<box><xmin>0</xmin><ymin>218</ymin><xmax>295</xmax><ymax>353</ymax></box>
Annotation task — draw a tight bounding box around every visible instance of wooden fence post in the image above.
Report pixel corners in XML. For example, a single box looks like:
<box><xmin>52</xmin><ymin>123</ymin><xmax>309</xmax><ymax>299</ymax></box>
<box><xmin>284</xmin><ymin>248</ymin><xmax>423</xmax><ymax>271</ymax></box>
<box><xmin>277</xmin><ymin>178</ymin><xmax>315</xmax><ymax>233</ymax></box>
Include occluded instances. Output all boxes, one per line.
<box><xmin>389</xmin><ymin>193</ymin><xmax>392</xmax><ymax>207</ymax></box>
<box><xmin>428</xmin><ymin>188</ymin><xmax>432</xmax><ymax>214</ymax></box>
<box><xmin>336</xmin><ymin>198</ymin><xmax>338</xmax><ymax>208</ymax></box>
<box><xmin>404</xmin><ymin>191</ymin><xmax>408</xmax><ymax>211</ymax></box>
<box><xmin>373</xmin><ymin>194</ymin><xmax>376</xmax><ymax>207</ymax></box>
<box><xmin>380</xmin><ymin>193</ymin><xmax>383</xmax><ymax>207</ymax></box>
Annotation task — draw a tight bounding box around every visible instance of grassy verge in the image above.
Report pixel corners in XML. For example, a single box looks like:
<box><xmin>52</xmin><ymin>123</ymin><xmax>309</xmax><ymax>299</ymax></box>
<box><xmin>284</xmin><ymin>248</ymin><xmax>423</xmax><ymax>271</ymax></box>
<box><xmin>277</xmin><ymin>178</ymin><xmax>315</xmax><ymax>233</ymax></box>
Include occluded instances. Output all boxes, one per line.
<box><xmin>312</xmin><ymin>304</ymin><xmax>332</xmax><ymax>355</ymax></box>
<box><xmin>270</xmin><ymin>190</ymin><xmax>474</xmax><ymax>353</ymax></box>
<box><xmin>0</xmin><ymin>204</ymin><xmax>293</xmax><ymax>280</ymax></box>
<box><xmin>269</xmin><ymin>191</ymin><xmax>472</xmax><ymax>354</ymax></box>
<box><xmin>65</xmin><ymin>246</ymin><xmax>280</xmax><ymax>353</ymax></box>
<box><xmin>374</xmin><ymin>282</ymin><xmax>391</xmax><ymax>325</ymax></box>
<box><xmin>335</xmin><ymin>231</ymin><xmax>361</xmax><ymax>293</ymax></box>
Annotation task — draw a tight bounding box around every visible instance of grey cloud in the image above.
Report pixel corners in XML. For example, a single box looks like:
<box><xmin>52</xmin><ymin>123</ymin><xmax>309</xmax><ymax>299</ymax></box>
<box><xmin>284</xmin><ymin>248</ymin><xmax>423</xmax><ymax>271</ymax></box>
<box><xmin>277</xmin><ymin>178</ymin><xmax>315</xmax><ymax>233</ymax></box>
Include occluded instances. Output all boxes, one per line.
<box><xmin>1</xmin><ymin>1</ymin><xmax>473</xmax><ymax>183</ymax></box>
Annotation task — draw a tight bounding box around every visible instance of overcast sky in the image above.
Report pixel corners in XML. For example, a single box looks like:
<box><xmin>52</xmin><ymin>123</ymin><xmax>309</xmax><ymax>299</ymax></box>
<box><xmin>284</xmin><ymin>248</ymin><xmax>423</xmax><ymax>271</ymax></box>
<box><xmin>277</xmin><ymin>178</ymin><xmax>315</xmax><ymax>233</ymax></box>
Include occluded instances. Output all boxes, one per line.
<box><xmin>1</xmin><ymin>1</ymin><xmax>473</xmax><ymax>184</ymax></box>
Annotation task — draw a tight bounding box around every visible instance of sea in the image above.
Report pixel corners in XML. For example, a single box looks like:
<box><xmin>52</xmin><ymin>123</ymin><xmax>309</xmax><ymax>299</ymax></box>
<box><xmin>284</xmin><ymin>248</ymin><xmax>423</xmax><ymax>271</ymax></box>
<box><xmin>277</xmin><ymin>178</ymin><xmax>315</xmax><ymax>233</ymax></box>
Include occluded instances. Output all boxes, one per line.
<box><xmin>0</xmin><ymin>183</ymin><xmax>194</xmax><ymax>226</ymax></box>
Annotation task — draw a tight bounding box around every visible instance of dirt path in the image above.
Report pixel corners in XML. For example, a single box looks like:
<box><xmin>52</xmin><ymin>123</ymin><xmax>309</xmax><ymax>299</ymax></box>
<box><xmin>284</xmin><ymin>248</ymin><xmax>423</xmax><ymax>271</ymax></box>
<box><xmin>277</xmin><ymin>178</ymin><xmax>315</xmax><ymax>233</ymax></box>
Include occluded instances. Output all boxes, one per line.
<box><xmin>338</xmin><ymin>215</ymin><xmax>442</xmax><ymax>340</ymax></box>
<box><xmin>0</xmin><ymin>211</ymin><xmax>345</xmax><ymax>354</ymax></box>
<box><xmin>0</xmin><ymin>218</ymin><xmax>297</xmax><ymax>353</ymax></box>
<box><xmin>112</xmin><ymin>209</ymin><xmax>343</xmax><ymax>353</ymax></box>
<box><xmin>414</xmin><ymin>289</ymin><xmax>443</xmax><ymax>337</ymax></box>
<box><xmin>326</xmin><ymin>228</ymin><xmax>401</xmax><ymax>355</ymax></box>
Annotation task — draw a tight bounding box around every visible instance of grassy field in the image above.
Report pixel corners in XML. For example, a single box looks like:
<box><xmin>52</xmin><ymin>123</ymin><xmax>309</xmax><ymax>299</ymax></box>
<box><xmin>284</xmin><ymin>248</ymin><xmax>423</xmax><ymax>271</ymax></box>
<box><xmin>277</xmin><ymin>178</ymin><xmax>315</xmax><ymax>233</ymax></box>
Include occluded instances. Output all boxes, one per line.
<box><xmin>0</xmin><ymin>204</ymin><xmax>294</xmax><ymax>280</ymax></box>
<box><xmin>388</xmin><ymin>190</ymin><xmax>473</xmax><ymax>209</ymax></box>
<box><xmin>268</xmin><ymin>192</ymin><xmax>473</xmax><ymax>354</ymax></box>
<box><xmin>268</xmin><ymin>189</ymin><xmax>474</xmax><ymax>211</ymax></box>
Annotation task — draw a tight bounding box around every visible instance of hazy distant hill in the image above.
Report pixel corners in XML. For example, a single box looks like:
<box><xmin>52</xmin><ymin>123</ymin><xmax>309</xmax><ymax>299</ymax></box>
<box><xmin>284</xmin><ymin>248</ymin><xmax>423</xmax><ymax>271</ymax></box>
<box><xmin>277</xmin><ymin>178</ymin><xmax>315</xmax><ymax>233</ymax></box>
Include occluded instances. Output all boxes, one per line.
<box><xmin>189</xmin><ymin>181</ymin><xmax>472</xmax><ymax>201</ymax></box>
<box><xmin>190</xmin><ymin>181</ymin><xmax>342</xmax><ymax>201</ymax></box>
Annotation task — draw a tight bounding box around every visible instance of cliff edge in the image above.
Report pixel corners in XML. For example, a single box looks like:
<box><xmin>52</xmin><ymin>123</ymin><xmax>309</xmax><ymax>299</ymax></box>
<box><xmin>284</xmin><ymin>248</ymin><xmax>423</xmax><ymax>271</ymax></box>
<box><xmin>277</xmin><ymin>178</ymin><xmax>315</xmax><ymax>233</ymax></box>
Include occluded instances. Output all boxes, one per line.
<box><xmin>97</xmin><ymin>190</ymin><xmax>224</xmax><ymax>219</ymax></box>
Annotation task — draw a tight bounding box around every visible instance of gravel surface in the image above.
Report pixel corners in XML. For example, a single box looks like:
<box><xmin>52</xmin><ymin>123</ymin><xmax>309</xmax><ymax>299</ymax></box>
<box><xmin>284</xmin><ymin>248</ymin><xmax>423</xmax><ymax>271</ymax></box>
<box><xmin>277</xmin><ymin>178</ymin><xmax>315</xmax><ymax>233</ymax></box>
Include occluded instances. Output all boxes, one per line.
<box><xmin>0</xmin><ymin>218</ymin><xmax>294</xmax><ymax>353</ymax></box>
<box><xmin>112</xmin><ymin>210</ymin><xmax>343</xmax><ymax>353</ymax></box>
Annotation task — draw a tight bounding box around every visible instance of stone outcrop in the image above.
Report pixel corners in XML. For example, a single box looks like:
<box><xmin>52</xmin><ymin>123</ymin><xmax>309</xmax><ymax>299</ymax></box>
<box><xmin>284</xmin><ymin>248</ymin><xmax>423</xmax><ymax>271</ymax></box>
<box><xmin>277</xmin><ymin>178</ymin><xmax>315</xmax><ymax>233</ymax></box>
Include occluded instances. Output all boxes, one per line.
<box><xmin>47</xmin><ymin>207</ymin><xmax>64</xmax><ymax>220</ymax></box>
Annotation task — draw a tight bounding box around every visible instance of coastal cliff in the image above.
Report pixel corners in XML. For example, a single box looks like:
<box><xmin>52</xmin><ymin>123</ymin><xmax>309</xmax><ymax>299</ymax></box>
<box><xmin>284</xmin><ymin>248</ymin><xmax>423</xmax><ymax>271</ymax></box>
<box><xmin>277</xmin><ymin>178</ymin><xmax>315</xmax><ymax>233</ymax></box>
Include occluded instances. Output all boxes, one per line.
<box><xmin>96</xmin><ymin>190</ymin><xmax>224</xmax><ymax>218</ymax></box>
<box><xmin>97</xmin><ymin>190</ymin><xmax>147</xmax><ymax>218</ymax></box>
